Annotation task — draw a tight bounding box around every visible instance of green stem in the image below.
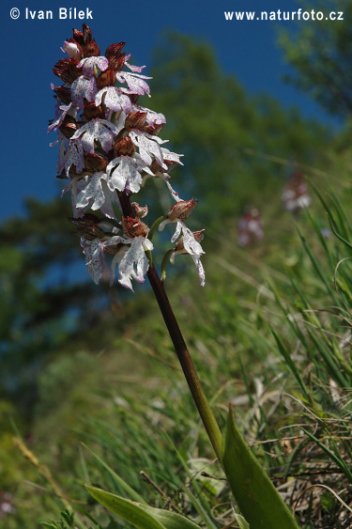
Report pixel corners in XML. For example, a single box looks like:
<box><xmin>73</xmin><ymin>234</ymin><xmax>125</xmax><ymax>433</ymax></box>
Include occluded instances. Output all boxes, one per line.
<box><xmin>148</xmin><ymin>215</ymin><xmax>166</xmax><ymax>241</ymax></box>
<box><xmin>147</xmin><ymin>265</ymin><xmax>223</xmax><ymax>460</ymax></box>
<box><xmin>160</xmin><ymin>249</ymin><xmax>174</xmax><ymax>282</ymax></box>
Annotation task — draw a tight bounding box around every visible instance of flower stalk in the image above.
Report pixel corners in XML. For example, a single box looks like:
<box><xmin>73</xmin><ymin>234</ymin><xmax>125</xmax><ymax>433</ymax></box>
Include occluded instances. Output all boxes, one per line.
<box><xmin>147</xmin><ymin>264</ymin><xmax>223</xmax><ymax>460</ymax></box>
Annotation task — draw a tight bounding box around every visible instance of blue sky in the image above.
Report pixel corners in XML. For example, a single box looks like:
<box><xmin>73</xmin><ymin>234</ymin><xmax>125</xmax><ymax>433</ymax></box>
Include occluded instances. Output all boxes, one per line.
<box><xmin>1</xmin><ymin>0</ymin><xmax>335</xmax><ymax>220</ymax></box>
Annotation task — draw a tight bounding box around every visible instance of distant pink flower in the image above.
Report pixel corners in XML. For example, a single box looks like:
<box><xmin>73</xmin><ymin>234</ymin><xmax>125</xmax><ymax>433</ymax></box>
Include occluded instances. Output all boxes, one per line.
<box><xmin>238</xmin><ymin>208</ymin><xmax>264</xmax><ymax>247</ymax></box>
<box><xmin>282</xmin><ymin>171</ymin><xmax>311</xmax><ymax>213</ymax></box>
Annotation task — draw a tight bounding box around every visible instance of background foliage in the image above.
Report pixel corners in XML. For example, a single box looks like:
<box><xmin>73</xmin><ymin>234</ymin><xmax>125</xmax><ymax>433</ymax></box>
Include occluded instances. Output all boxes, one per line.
<box><xmin>1</xmin><ymin>15</ymin><xmax>351</xmax><ymax>529</ymax></box>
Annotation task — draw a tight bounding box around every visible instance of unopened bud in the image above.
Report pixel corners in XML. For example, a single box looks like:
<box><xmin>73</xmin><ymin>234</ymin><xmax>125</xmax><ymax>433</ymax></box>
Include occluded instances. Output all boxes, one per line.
<box><xmin>82</xmin><ymin>24</ymin><xmax>93</xmax><ymax>43</ymax></box>
<box><xmin>167</xmin><ymin>199</ymin><xmax>198</xmax><ymax>221</ymax></box>
<box><xmin>71</xmin><ymin>25</ymin><xmax>99</xmax><ymax>55</ymax></box>
<box><xmin>122</xmin><ymin>217</ymin><xmax>149</xmax><ymax>238</ymax></box>
<box><xmin>192</xmin><ymin>229</ymin><xmax>205</xmax><ymax>242</ymax></box>
<box><xmin>53</xmin><ymin>58</ymin><xmax>79</xmax><ymax>84</ymax></box>
<box><xmin>105</xmin><ymin>42</ymin><xmax>127</xmax><ymax>70</ymax></box>
<box><xmin>83</xmin><ymin>40</ymin><xmax>100</xmax><ymax>57</ymax></box>
<box><xmin>105</xmin><ymin>42</ymin><xmax>126</xmax><ymax>59</ymax></box>
<box><xmin>109</xmin><ymin>53</ymin><xmax>126</xmax><ymax>72</ymax></box>
<box><xmin>72</xmin><ymin>28</ymin><xmax>85</xmax><ymax>45</ymax></box>
<box><xmin>62</xmin><ymin>40</ymin><xmax>83</xmax><ymax>60</ymax></box>
<box><xmin>113</xmin><ymin>136</ymin><xmax>135</xmax><ymax>157</ymax></box>
<box><xmin>84</xmin><ymin>152</ymin><xmax>108</xmax><ymax>172</ymax></box>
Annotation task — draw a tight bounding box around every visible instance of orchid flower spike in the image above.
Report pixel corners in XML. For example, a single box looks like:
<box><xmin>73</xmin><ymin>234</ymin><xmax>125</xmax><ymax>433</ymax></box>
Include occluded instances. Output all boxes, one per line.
<box><xmin>50</xmin><ymin>25</ymin><xmax>206</xmax><ymax>289</ymax></box>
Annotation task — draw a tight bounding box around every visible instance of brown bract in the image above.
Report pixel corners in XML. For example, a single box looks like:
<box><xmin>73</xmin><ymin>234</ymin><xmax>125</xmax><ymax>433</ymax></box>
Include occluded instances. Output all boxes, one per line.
<box><xmin>106</xmin><ymin>42</ymin><xmax>127</xmax><ymax>71</ymax></box>
<box><xmin>59</xmin><ymin>116</ymin><xmax>78</xmax><ymax>139</ymax></box>
<box><xmin>125</xmin><ymin>111</ymin><xmax>147</xmax><ymax>130</ymax></box>
<box><xmin>84</xmin><ymin>152</ymin><xmax>108</xmax><ymax>172</ymax></box>
<box><xmin>96</xmin><ymin>68</ymin><xmax>116</xmax><ymax>89</ymax></box>
<box><xmin>122</xmin><ymin>216</ymin><xmax>149</xmax><ymax>238</ymax></box>
<box><xmin>167</xmin><ymin>199</ymin><xmax>198</xmax><ymax>221</ymax></box>
<box><xmin>83</xmin><ymin>101</ymin><xmax>105</xmax><ymax>120</ymax></box>
<box><xmin>53</xmin><ymin>85</ymin><xmax>71</xmax><ymax>104</ymax></box>
<box><xmin>72</xmin><ymin>24</ymin><xmax>100</xmax><ymax>57</ymax></box>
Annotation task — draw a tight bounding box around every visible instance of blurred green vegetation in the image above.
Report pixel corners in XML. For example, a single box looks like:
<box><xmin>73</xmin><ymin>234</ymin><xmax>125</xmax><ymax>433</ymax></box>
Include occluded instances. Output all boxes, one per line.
<box><xmin>0</xmin><ymin>31</ymin><xmax>351</xmax><ymax>529</ymax></box>
<box><xmin>280</xmin><ymin>0</ymin><xmax>352</xmax><ymax>118</ymax></box>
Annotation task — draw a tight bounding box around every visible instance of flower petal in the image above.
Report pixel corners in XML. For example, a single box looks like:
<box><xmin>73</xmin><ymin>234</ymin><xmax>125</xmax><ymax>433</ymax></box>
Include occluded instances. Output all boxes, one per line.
<box><xmin>58</xmin><ymin>139</ymin><xmax>84</xmax><ymax>176</ymax></box>
<box><xmin>130</xmin><ymin>131</ymin><xmax>167</xmax><ymax>168</ymax></box>
<box><xmin>95</xmin><ymin>87</ymin><xmax>132</xmax><ymax>113</ymax></box>
<box><xmin>117</xmin><ymin>72</ymin><xmax>151</xmax><ymax>96</ymax></box>
<box><xmin>78</xmin><ymin>56</ymin><xmax>109</xmax><ymax>77</ymax></box>
<box><xmin>107</xmin><ymin>156</ymin><xmax>143</xmax><ymax>193</ymax></box>
<box><xmin>81</xmin><ymin>238</ymin><xmax>106</xmax><ymax>284</ymax></box>
<box><xmin>71</xmin><ymin>76</ymin><xmax>96</xmax><ymax>108</ymax></box>
<box><xmin>75</xmin><ymin>172</ymin><xmax>107</xmax><ymax>211</ymax></box>
<box><xmin>48</xmin><ymin>103</ymin><xmax>76</xmax><ymax>133</ymax></box>
<box><xmin>71</xmin><ymin>118</ymin><xmax>120</xmax><ymax>153</ymax></box>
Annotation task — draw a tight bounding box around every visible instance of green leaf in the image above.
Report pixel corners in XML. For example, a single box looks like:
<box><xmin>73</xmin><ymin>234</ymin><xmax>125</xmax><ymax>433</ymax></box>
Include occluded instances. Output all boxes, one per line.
<box><xmin>86</xmin><ymin>485</ymin><xmax>202</xmax><ymax>529</ymax></box>
<box><xmin>233</xmin><ymin>513</ymin><xmax>250</xmax><ymax>529</ymax></box>
<box><xmin>222</xmin><ymin>406</ymin><xmax>300</xmax><ymax>529</ymax></box>
<box><xmin>144</xmin><ymin>507</ymin><xmax>203</xmax><ymax>529</ymax></box>
<box><xmin>82</xmin><ymin>444</ymin><xmax>146</xmax><ymax>504</ymax></box>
